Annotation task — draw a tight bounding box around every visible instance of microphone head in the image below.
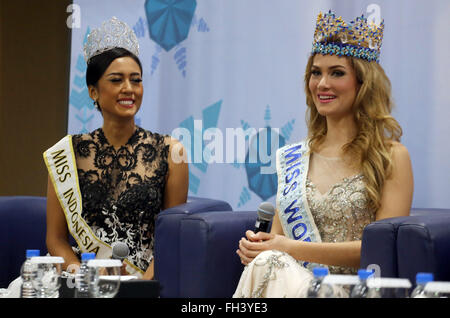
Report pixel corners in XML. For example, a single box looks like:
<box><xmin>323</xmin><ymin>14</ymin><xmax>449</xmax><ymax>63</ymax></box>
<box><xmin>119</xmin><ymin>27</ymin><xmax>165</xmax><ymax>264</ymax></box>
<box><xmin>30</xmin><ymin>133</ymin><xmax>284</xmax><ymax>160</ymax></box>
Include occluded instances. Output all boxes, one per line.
<box><xmin>257</xmin><ymin>202</ymin><xmax>275</xmax><ymax>221</ymax></box>
<box><xmin>112</xmin><ymin>241</ymin><xmax>129</xmax><ymax>260</ymax></box>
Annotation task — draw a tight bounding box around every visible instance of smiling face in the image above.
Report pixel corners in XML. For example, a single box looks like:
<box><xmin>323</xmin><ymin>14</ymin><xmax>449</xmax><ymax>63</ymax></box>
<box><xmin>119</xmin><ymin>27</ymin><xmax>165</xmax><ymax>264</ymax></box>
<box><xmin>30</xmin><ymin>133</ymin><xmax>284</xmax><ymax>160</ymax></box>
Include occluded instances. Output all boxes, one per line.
<box><xmin>88</xmin><ymin>56</ymin><xmax>143</xmax><ymax>121</ymax></box>
<box><xmin>308</xmin><ymin>54</ymin><xmax>360</xmax><ymax>120</ymax></box>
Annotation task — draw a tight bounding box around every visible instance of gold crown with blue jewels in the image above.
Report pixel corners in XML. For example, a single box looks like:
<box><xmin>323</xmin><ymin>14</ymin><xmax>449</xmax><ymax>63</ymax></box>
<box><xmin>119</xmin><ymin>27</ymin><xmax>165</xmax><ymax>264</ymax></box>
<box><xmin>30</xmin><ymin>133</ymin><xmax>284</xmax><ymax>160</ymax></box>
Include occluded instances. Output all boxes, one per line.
<box><xmin>312</xmin><ymin>10</ymin><xmax>384</xmax><ymax>62</ymax></box>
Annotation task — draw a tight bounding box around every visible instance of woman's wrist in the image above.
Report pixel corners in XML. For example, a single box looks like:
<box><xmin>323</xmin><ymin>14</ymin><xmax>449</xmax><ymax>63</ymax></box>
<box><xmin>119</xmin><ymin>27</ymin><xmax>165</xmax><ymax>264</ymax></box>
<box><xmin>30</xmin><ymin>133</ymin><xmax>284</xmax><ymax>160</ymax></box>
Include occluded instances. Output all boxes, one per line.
<box><xmin>284</xmin><ymin>238</ymin><xmax>303</xmax><ymax>261</ymax></box>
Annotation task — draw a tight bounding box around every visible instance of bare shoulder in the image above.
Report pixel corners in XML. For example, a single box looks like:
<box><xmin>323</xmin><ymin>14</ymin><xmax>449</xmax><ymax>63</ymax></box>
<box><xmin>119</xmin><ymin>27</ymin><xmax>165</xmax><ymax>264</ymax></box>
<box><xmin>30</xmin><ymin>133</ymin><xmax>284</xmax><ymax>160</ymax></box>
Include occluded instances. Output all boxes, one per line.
<box><xmin>376</xmin><ymin>141</ymin><xmax>414</xmax><ymax>220</ymax></box>
<box><xmin>390</xmin><ymin>141</ymin><xmax>411</xmax><ymax>164</ymax></box>
<box><xmin>390</xmin><ymin>140</ymin><xmax>408</xmax><ymax>153</ymax></box>
<box><xmin>166</xmin><ymin>136</ymin><xmax>188</xmax><ymax>168</ymax></box>
<box><xmin>387</xmin><ymin>141</ymin><xmax>413</xmax><ymax>183</ymax></box>
<box><xmin>163</xmin><ymin>137</ymin><xmax>189</xmax><ymax>208</ymax></box>
<box><xmin>166</xmin><ymin>135</ymin><xmax>184</xmax><ymax>148</ymax></box>
<box><xmin>167</xmin><ymin>136</ymin><xmax>186</xmax><ymax>156</ymax></box>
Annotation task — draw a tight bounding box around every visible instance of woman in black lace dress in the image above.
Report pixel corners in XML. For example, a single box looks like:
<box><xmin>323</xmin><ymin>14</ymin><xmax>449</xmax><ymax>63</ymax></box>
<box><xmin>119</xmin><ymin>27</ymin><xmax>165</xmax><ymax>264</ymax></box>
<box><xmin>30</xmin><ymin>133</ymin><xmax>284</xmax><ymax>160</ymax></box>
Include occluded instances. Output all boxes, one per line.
<box><xmin>45</xmin><ymin>18</ymin><xmax>188</xmax><ymax>280</ymax></box>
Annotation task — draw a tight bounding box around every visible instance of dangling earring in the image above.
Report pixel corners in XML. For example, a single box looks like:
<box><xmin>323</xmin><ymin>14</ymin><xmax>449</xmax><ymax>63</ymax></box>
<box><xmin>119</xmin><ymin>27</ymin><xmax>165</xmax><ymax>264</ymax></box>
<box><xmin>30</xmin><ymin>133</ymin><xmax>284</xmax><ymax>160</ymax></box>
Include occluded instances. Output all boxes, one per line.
<box><xmin>94</xmin><ymin>100</ymin><xmax>100</xmax><ymax>110</ymax></box>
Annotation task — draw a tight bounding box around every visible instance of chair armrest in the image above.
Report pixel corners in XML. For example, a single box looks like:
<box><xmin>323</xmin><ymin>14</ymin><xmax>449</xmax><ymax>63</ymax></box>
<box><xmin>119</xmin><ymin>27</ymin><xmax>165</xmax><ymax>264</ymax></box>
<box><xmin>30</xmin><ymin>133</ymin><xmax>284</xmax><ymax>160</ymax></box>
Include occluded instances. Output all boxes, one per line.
<box><xmin>361</xmin><ymin>208</ymin><xmax>450</xmax><ymax>278</ymax></box>
<box><xmin>397</xmin><ymin>213</ymin><xmax>450</xmax><ymax>283</ymax></box>
<box><xmin>161</xmin><ymin>196</ymin><xmax>232</xmax><ymax>215</ymax></box>
<box><xmin>360</xmin><ymin>215</ymin><xmax>413</xmax><ymax>278</ymax></box>
<box><xmin>156</xmin><ymin>210</ymin><xmax>257</xmax><ymax>298</ymax></box>
<box><xmin>179</xmin><ymin>211</ymin><xmax>257</xmax><ymax>298</ymax></box>
<box><xmin>154</xmin><ymin>197</ymin><xmax>233</xmax><ymax>298</ymax></box>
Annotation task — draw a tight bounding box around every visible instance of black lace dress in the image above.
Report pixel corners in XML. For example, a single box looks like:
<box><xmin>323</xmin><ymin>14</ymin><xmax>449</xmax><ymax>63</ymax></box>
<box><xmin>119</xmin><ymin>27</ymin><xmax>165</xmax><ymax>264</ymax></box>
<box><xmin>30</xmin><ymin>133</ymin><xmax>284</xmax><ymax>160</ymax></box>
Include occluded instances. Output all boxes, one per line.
<box><xmin>71</xmin><ymin>126</ymin><xmax>170</xmax><ymax>272</ymax></box>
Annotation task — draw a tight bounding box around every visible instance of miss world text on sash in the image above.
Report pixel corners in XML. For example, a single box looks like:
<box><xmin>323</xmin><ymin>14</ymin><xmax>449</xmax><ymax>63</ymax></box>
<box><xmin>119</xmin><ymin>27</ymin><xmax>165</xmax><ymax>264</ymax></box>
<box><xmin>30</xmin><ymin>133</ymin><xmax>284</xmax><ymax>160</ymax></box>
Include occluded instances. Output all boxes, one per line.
<box><xmin>276</xmin><ymin>141</ymin><xmax>322</xmax><ymax>268</ymax></box>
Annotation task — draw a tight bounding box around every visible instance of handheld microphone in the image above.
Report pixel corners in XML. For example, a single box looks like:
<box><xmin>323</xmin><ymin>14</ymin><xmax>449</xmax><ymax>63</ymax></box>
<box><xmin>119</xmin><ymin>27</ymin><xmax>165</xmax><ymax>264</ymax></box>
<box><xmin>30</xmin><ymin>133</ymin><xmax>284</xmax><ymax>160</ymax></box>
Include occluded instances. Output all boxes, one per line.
<box><xmin>111</xmin><ymin>242</ymin><xmax>129</xmax><ymax>260</ymax></box>
<box><xmin>254</xmin><ymin>202</ymin><xmax>275</xmax><ymax>233</ymax></box>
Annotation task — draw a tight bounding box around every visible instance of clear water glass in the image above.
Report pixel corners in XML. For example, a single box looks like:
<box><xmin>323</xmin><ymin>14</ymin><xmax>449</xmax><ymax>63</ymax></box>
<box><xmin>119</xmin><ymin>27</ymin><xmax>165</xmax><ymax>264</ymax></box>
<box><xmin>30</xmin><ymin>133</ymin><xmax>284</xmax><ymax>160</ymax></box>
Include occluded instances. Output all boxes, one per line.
<box><xmin>87</xmin><ymin>259</ymin><xmax>122</xmax><ymax>298</ymax></box>
<box><xmin>30</xmin><ymin>256</ymin><xmax>64</xmax><ymax>298</ymax></box>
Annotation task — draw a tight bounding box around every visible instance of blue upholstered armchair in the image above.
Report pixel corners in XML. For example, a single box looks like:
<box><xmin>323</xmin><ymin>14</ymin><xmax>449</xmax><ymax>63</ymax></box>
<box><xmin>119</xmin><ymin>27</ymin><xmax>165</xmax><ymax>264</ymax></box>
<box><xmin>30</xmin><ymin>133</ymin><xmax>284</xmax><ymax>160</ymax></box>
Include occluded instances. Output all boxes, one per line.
<box><xmin>0</xmin><ymin>196</ymin><xmax>48</xmax><ymax>288</ymax></box>
<box><xmin>154</xmin><ymin>207</ymin><xmax>450</xmax><ymax>298</ymax></box>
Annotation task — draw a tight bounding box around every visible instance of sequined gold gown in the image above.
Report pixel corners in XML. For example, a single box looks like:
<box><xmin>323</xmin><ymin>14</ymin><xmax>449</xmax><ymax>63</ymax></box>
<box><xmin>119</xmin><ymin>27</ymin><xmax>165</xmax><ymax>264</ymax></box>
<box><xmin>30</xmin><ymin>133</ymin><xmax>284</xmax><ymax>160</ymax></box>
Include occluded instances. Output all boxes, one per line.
<box><xmin>233</xmin><ymin>151</ymin><xmax>375</xmax><ymax>298</ymax></box>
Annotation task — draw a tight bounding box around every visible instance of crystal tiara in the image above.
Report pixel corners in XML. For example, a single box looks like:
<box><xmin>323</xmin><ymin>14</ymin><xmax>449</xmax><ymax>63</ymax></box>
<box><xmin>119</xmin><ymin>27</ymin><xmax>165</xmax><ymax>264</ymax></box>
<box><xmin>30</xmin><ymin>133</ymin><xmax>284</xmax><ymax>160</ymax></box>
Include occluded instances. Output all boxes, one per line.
<box><xmin>311</xmin><ymin>10</ymin><xmax>384</xmax><ymax>62</ymax></box>
<box><xmin>83</xmin><ymin>16</ymin><xmax>140</xmax><ymax>63</ymax></box>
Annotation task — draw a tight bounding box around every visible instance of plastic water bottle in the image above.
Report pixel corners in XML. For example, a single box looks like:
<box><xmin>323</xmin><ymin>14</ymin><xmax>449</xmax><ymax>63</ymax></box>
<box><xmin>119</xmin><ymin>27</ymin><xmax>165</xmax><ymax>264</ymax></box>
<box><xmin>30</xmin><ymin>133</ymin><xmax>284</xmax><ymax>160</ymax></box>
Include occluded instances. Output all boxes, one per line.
<box><xmin>411</xmin><ymin>272</ymin><xmax>434</xmax><ymax>298</ymax></box>
<box><xmin>306</xmin><ymin>267</ymin><xmax>334</xmax><ymax>298</ymax></box>
<box><xmin>74</xmin><ymin>252</ymin><xmax>96</xmax><ymax>298</ymax></box>
<box><xmin>350</xmin><ymin>269</ymin><xmax>374</xmax><ymax>298</ymax></box>
<box><xmin>20</xmin><ymin>249</ymin><xmax>40</xmax><ymax>298</ymax></box>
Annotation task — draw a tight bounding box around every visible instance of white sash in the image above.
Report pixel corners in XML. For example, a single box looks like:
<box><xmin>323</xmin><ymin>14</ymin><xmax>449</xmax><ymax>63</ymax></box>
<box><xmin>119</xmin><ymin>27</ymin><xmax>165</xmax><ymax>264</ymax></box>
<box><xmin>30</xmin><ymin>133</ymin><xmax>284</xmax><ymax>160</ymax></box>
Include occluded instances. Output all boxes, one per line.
<box><xmin>275</xmin><ymin>140</ymin><xmax>323</xmax><ymax>269</ymax></box>
<box><xmin>43</xmin><ymin>135</ymin><xmax>143</xmax><ymax>278</ymax></box>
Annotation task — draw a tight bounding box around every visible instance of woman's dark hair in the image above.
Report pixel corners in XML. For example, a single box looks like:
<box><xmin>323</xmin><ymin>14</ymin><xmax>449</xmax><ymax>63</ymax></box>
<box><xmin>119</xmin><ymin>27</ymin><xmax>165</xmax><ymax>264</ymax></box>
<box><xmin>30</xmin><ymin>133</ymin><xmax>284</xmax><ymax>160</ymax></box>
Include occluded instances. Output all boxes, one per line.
<box><xmin>86</xmin><ymin>47</ymin><xmax>143</xmax><ymax>87</ymax></box>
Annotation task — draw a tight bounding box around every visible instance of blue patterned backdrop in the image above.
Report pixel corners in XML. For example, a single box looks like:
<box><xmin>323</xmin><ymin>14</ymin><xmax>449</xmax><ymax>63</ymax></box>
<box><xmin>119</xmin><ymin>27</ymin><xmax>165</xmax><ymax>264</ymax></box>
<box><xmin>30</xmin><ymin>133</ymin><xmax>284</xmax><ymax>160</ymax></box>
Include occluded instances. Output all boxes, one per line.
<box><xmin>68</xmin><ymin>0</ymin><xmax>450</xmax><ymax>210</ymax></box>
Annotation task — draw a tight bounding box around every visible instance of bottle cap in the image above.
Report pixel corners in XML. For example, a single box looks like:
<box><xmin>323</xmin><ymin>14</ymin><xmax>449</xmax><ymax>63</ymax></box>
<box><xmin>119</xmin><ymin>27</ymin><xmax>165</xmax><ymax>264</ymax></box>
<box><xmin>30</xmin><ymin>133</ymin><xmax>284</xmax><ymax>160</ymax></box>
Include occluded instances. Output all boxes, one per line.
<box><xmin>81</xmin><ymin>252</ymin><xmax>96</xmax><ymax>261</ymax></box>
<box><xmin>357</xmin><ymin>269</ymin><xmax>374</xmax><ymax>280</ymax></box>
<box><xmin>416</xmin><ymin>272</ymin><xmax>434</xmax><ymax>284</ymax></box>
<box><xmin>312</xmin><ymin>267</ymin><xmax>329</xmax><ymax>277</ymax></box>
<box><xmin>26</xmin><ymin>250</ymin><xmax>40</xmax><ymax>258</ymax></box>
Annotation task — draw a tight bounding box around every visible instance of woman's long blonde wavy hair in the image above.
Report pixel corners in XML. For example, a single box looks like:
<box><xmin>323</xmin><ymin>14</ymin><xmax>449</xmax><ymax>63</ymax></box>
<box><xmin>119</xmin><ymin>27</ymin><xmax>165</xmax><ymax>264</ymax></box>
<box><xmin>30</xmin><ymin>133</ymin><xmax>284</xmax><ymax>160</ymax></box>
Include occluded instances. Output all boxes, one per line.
<box><xmin>304</xmin><ymin>48</ymin><xmax>402</xmax><ymax>211</ymax></box>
